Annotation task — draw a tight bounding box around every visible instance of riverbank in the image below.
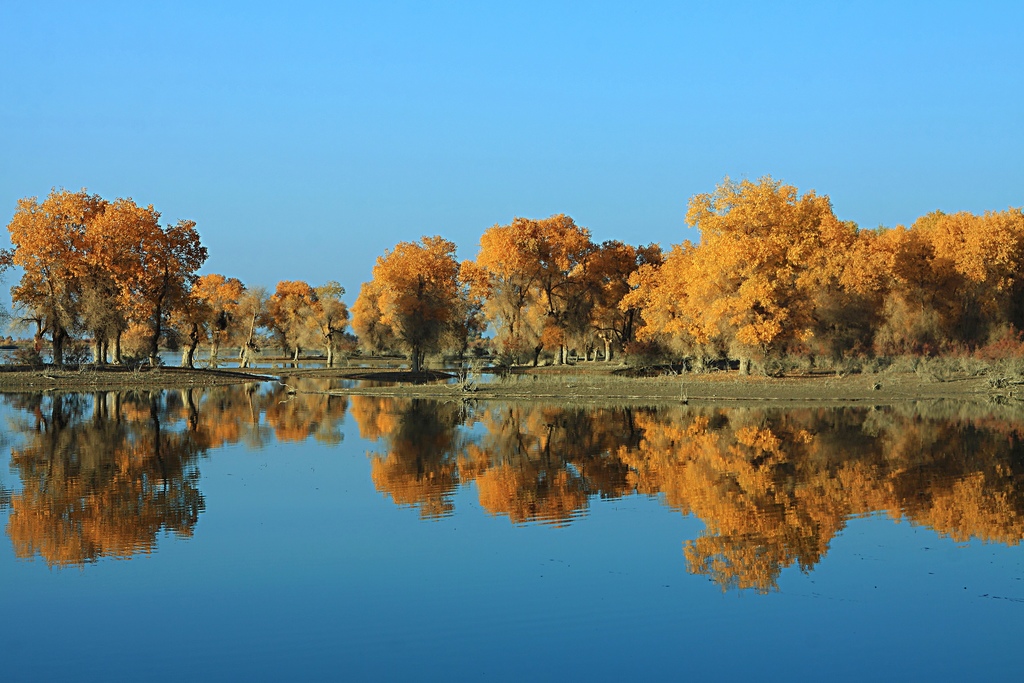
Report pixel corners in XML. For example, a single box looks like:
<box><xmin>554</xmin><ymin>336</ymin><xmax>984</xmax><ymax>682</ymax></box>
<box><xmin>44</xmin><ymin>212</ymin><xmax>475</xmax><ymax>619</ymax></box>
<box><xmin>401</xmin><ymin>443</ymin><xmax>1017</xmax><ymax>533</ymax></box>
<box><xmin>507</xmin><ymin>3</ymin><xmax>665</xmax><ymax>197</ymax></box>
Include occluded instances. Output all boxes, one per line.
<box><xmin>0</xmin><ymin>362</ymin><xmax>1020</xmax><ymax>408</ymax></box>
<box><xmin>0</xmin><ymin>365</ymin><xmax>276</xmax><ymax>390</ymax></box>
<box><xmin>311</xmin><ymin>364</ymin><xmax>1017</xmax><ymax>407</ymax></box>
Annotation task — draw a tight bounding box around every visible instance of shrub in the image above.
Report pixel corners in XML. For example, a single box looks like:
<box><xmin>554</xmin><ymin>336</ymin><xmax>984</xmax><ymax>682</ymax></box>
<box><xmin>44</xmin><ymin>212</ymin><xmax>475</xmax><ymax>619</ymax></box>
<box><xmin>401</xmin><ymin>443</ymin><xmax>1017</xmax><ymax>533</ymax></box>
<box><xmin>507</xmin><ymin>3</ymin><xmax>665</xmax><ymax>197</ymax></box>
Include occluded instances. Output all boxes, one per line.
<box><xmin>5</xmin><ymin>346</ymin><xmax>43</xmax><ymax>368</ymax></box>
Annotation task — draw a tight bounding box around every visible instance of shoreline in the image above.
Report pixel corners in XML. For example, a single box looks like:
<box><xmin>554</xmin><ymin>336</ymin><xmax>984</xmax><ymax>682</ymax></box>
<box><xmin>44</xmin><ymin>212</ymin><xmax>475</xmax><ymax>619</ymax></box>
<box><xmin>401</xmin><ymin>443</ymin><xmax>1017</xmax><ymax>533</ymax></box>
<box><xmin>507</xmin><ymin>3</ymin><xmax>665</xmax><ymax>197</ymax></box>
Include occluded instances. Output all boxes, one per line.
<box><xmin>0</xmin><ymin>364</ymin><xmax>1018</xmax><ymax>408</ymax></box>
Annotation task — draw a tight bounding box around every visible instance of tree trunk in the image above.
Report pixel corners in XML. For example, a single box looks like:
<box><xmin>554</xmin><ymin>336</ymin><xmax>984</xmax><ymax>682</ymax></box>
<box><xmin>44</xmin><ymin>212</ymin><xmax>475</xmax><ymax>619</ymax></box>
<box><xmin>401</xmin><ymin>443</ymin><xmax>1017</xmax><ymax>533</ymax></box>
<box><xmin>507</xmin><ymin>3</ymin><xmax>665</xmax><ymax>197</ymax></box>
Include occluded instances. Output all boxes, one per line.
<box><xmin>32</xmin><ymin>319</ymin><xmax>44</xmax><ymax>353</ymax></box>
<box><xmin>325</xmin><ymin>339</ymin><xmax>334</xmax><ymax>368</ymax></box>
<box><xmin>604</xmin><ymin>338</ymin><xmax>612</xmax><ymax>363</ymax></box>
<box><xmin>243</xmin><ymin>311</ymin><xmax>257</xmax><ymax>356</ymax></box>
<box><xmin>411</xmin><ymin>345</ymin><xmax>421</xmax><ymax>373</ymax></box>
<box><xmin>149</xmin><ymin>304</ymin><xmax>162</xmax><ymax>366</ymax></box>
<box><xmin>240</xmin><ymin>342</ymin><xmax>255</xmax><ymax>368</ymax></box>
<box><xmin>739</xmin><ymin>357</ymin><xmax>751</xmax><ymax>375</ymax></box>
<box><xmin>209</xmin><ymin>338</ymin><xmax>221</xmax><ymax>369</ymax></box>
<box><xmin>92</xmin><ymin>337</ymin><xmax>103</xmax><ymax>365</ymax></box>
<box><xmin>182</xmin><ymin>322</ymin><xmax>199</xmax><ymax>368</ymax></box>
<box><xmin>113</xmin><ymin>331</ymin><xmax>123</xmax><ymax>365</ymax></box>
<box><xmin>532</xmin><ymin>346</ymin><xmax>542</xmax><ymax>367</ymax></box>
<box><xmin>52</xmin><ymin>326</ymin><xmax>67</xmax><ymax>367</ymax></box>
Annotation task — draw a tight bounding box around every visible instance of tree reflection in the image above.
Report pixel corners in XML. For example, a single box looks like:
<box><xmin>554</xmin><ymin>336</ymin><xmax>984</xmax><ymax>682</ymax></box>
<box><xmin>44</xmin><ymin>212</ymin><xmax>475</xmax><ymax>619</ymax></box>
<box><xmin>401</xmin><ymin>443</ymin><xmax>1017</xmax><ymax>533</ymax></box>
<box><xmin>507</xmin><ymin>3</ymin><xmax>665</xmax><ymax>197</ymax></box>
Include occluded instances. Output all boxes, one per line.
<box><xmin>0</xmin><ymin>381</ymin><xmax>350</xmax><ymax>567</ymax></box>
<box><xmin>3</xmin><ymin>392</ymin><xmax>205</xmax><ymax>567</ymax></box>
<box><xmin>622</xmin><ymin>405</ymin><xmax>1024</xmax><ymax>592</ymax></box>
<box><xmin>350</xmin><ymin>399</ymin><xmax>648</xmax><ymax>524</ymax></box>
<box><xmin>352</xmin><ymin>398</ymin><xmax>1024</xmax><ymax>592</ymax></box>
<box><xmin>467</xmin><ymin>406</ymin><xmax>641</xmax><ymax>524</ymax></box>
<box><xmin>263</xmin><ymin>379</ymin><xmax>348</xmax><ymax>445</ymax></box>
<box><xmin>352</xmin><ymin>397</ymin><xmax>467</xmax><ymax>518</ymax></box>
<box><xmin>5</xmin><ymin>385</ymin><xmax>1024</xmax><ymax>588</ymax></box>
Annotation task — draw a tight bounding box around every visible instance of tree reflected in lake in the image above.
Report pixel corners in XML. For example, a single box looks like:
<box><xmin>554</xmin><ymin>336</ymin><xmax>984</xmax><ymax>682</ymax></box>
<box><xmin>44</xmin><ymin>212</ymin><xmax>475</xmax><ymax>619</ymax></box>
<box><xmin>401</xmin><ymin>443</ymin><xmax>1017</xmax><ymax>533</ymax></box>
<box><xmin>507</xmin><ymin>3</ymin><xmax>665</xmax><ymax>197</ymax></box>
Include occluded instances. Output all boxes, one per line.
<box><xmin>351</xmin><ymin>397</ymin><xmax>467</xmax><ymax>518</ymax></box>
<box><xmin>0</xmin><ymin>381</ymin><xmax>346</xmax><ymax>567</ymax></box>
<box><xmin>1</xmin><ymin>392</ymin><xmax>205</xmax><ymax>567</ymax></box>
<box><xmin>4</xmin><ymin>385</ymin><xmax>1024</xmax><ymax>589</ymax></box>
<box><xmin>352</xmin><ymin>398</ymin><xmax>1024</xmax><ymax>592</ymax></box>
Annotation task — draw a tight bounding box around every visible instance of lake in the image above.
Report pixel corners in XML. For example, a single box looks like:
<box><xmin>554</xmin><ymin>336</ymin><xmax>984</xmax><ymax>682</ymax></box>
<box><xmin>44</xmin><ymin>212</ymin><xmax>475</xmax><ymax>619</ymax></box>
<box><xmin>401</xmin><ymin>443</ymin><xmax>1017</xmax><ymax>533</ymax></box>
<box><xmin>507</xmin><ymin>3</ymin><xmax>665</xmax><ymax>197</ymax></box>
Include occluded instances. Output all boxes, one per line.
<box><xmin>1</xmin><ymin>382</ymin><xmax>1021</xmax><ymax>681</ymax></box>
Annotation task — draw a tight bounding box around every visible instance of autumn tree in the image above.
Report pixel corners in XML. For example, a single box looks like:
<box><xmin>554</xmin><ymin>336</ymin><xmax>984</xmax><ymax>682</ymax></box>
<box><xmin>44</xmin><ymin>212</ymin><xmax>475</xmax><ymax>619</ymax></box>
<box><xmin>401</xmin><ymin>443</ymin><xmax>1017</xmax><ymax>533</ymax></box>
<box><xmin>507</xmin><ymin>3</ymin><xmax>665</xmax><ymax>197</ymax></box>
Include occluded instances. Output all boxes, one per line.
<box><xmin>126</xmin><ymin>219</ymin><xmax>208</xmax><ymax>366</ymax></box>
<box><xmin>622</xmin><ymin>241</ymin><xmax>719</xmax><ymax>362</ymax></box>
<box><xmin>309</xmin><ymin>281</ymin><xmax>349</xmax><ymax>367</ymax></box>
<box><xmin>76</xmin><ymin>198</ymin><xmax>138</xmax><ymax>363</ymax></box>
<box><xmin>189</xmin><ymin>274</ymin><xmax>245</xmax><ymax>367</ymax></box>
<box><xmin>354</xmin><ymin>236</ymin><xmax>465</xmax><ymax>372</ymax></box>
<box><xmin>470</xmin><ymin>215</ymin><xmax>593</xmax><ymax>365</ymax></box>
<box><xmin>171</xmin><ymin>286</ymin><xmax>212</xmax><ymax>369</ymax></box>
<box><xmin>864</xmin><ymin>209</ymin><xmax>1024</xmax><ymax>354</ymax></box>
<box><xmin>6</xmin><ymin>189</ymin><xmax>107</xmax><ymax>365</ymax></box>
<box><xmin>579</xmin><ymin>240</ymin><xmax>662</xmax><ymax>361</ymax></box>
<box><xmin>351</xmin><ymin>281</ymin><xmax>395</xmax><ymax>355</ymax></box>
<box><xmin>628</xmin><ymin>177</ymin><xmax>859</xmax><ymax>372</ymax></box>
<box><xmin>236</xmin><ymin>286</ymin><xmax>270</xmax><ymax>367</ymax></box>
<box><xmin>6</xmin><ymin>189</ymin><xmax>207</xmax><ymax>367</ymax></box>
<box><xmin>267</xmin><ymin>280</ymin><xmax>318</xmax><ymax>362</ymax></box>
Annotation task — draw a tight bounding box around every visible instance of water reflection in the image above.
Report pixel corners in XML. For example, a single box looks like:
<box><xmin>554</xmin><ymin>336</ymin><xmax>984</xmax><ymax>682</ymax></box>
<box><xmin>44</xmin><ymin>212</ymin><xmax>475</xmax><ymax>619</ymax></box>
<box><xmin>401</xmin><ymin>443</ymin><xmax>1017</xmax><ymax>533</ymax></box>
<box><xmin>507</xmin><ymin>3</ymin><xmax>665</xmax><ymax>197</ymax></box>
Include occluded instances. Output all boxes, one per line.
<box><xmin>0</xmin><ymin>382</ymin><xmax>346</xmax><ymax>567</ymax></box>
<box><xmin>3</xmin><ymin>385</ymin><xmax>1023</xmax><ymax>592</ymax></box>
<box><xmin>352</xmin><ymin>398</ymin><xmax>1024</xmax><ymax>591</ymax></box>
<box><xmin>1</xmin><ymin>392</ymin><xmax>205</xmax><ymax>567</ymax></box>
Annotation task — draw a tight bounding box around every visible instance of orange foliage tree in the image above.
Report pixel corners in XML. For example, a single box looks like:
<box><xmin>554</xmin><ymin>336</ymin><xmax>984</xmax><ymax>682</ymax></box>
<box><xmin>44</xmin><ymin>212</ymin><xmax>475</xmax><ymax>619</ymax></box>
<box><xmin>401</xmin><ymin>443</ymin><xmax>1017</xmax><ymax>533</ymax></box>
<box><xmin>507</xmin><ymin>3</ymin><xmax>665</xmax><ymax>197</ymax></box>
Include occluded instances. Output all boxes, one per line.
<box><xmin>267</xmin><ymin>280</ymin><xmax>318</xmax><ymax>362</ymax></box>
<box><xmin>469</xmin><ymin>215</ymin><xmax>594</xmax><ymax>364</ymax></box>
<box><xmin>7</xmin><ymin>190</ymin><xmax>106</xmax><ymax>364</ymax></box>
<box><xmin>126</xmin><ymin>219</ymin><xmax>207</xmax><ymax>366</ymax></box>
<box><xmin>309</xmin><ymin>281</ymin><xmax>350</xmax><ymax>367</ymax></box>
<box><xmin>5</xmin><ymin>189</ymin><xmax>206</xmax><ymax>366</ymax></box>
<box><xmin>578</xmin><ymin>240</ymin><xmax>662</xmax><ymax>361</ymax></box>
<box><xmin>353</xmin><ymin>236</ymin><xmax>465</xmax><ymax>372</ymax></box>
<box><xmin>190</xmin><ymin>273</ymin><xmax>246</xmax><ymax>367</ymax></box>
<box><xmin>628</xmin><ymin>177</ymin><xmax>860</xmax><ymax>370</ymax></box>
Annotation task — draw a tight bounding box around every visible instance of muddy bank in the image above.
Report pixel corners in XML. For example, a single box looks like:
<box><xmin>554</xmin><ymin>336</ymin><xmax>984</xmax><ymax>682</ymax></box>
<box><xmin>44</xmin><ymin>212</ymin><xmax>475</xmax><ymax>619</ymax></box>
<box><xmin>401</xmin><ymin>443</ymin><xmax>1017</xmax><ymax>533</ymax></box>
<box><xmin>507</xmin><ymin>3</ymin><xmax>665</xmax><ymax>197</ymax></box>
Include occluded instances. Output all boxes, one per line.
<box><xmin>318</xmin><ymin>367</ymin><xmax>1014</xmax><ymax>407</ymax></box>
<box><xmin>0</xmin><ymin>365</ymin><xmax>275</xmax><ymax>390</ymax></box>
<box><xmin>0</xmin><ymin>363</ymin><xmax>1020</xmax><ymax>409</ymax></box>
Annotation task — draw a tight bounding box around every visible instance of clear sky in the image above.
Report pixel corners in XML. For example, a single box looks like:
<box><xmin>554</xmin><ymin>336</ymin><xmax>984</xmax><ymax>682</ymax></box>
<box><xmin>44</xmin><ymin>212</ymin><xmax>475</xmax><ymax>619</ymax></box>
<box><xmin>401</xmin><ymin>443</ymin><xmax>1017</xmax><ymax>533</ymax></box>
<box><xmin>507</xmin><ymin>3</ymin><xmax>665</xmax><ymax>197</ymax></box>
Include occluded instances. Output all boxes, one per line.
<box><xmin>2</xmin><ymin>1</ymin><xmax>1022</xmax><ymax>302</ymax></box>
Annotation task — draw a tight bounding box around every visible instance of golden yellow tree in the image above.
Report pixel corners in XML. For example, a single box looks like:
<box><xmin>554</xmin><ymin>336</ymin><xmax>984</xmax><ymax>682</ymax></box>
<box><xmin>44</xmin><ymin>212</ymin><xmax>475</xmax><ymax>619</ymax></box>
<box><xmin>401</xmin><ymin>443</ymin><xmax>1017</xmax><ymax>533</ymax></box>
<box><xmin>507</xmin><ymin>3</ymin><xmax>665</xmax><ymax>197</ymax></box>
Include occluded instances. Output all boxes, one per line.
<box><xmin>354</xmin><ymin>236</ymin><xmax>464</xmax><ymax>372</ymax></box>
<box><xmin>6</xmin><ymin>189</ymin><xmax>107</xmax><ymax>364</ymax></box>
<box><xmin>471</xmin><ymin>215</ymin><xmax>594</xmax><ymax>365</ymax></box>
<box><xmin>267</xmin><ymin>280</ymin><xmax>318</xmax><ymax>362</ymax></box>
<box><xmin>628</xmin><ymin>177</ymin><xmax>859</xmax><ymax>371</ymax></box>
<box><xmin>128</xmin><ymin>219</ymin><xmax>207</xmax><ymax>365</ymax></box>
<box><xmin>191</xmin><ymin>273</ymin><xmax>245</xmax><ymax>367</ymax></box>
<box><xmin>309</xmin><ymin>281</ymin><xmax>349</xmax><ymax>367</ymax></box>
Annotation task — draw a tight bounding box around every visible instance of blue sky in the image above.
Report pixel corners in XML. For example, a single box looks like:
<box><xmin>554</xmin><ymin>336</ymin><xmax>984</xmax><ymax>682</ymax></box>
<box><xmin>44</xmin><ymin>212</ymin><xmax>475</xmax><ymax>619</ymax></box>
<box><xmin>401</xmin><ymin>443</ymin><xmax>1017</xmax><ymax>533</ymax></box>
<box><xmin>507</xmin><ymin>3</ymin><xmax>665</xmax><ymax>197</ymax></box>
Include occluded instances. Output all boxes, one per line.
<box><xmin>2</xmin><ymin>1</ymin><xmax>1022</xmax><ymax>302</ymax></box>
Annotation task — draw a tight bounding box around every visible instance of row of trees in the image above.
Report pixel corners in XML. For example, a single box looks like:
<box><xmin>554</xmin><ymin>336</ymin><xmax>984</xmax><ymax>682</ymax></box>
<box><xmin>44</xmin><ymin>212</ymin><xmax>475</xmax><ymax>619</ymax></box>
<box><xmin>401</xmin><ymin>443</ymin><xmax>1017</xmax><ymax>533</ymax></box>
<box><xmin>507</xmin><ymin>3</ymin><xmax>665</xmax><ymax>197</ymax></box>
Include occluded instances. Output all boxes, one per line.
<box><xmin>625</xmin><ymin>177</ymin><xmax>1024</xmax><ymax>370</ymax></box>
<box><xmin>4</xmin><ymin>190</ymin><xmax>205</xmax><ymax>365</ymax></box>
<box><xmin>351</xmin><ymin>220</ymin><xmax>661</xmax><ymax>369</ymax></box>
<box><xmin>352</xmin><ymin>177</ymin><xmax>1024</xmax><ymax>371</ymax></box>
<box><xmin>8</xmin><ymin>179</ymin><xmax>1024</xmax><ymax>370</ymax></box>
<box><xmin>2</xmin><ymin>189</ymin><xmax>352</xmax><ymax>367</ymax></box>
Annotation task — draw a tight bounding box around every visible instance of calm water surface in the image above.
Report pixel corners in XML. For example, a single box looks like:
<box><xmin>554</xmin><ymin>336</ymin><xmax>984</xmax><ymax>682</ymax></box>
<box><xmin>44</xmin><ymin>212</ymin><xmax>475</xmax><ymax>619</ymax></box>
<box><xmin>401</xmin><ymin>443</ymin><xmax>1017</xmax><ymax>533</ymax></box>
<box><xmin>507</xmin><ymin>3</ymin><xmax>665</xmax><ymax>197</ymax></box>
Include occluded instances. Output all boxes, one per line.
<box><xmin>1</xmin><ymin>382</ymin><xmax>1021</xmax><ymax>681</ymax></box>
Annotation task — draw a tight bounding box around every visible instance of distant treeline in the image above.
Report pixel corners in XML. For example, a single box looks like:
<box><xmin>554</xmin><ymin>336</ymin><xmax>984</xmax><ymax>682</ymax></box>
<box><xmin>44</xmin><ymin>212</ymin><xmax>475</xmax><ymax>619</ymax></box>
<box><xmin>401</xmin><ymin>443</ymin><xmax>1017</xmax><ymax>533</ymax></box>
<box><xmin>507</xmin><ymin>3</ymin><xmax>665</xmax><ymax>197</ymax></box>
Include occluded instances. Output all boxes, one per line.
<box><xmin>4</xmin><ymin>178</ymin><xmax>1024</xmax><ymax>372</ymax></box>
